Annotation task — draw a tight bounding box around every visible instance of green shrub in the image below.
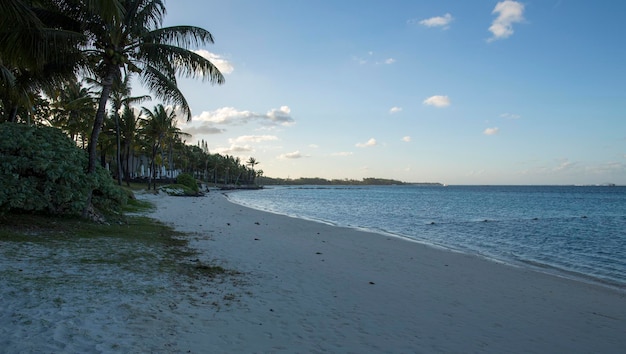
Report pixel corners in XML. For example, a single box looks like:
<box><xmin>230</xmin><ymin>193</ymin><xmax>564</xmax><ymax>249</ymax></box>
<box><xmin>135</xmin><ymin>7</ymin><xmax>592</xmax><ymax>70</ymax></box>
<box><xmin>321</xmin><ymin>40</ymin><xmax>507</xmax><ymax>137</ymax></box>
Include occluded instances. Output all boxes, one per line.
<box><xmin>91</xmin><ymin>167</ymin><xmax>128</xmax><ymax>214</ymax></box>
<box><xmin>176</xmin><ymin>173</ymin><xmax>199</xmax><ymax>193</ymax></box>
<box><xmin>0</xmin><ymin>123</ymin><xmax>127</xmax><ymax>216</ymax></box>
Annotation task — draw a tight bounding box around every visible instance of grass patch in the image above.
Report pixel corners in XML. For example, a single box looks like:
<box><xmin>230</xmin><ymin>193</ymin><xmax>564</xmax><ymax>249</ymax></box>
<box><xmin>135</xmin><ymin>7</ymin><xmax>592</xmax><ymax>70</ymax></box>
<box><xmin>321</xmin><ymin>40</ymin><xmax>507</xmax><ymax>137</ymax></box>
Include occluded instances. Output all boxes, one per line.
<box><xmin>123</xmin><ymin>198</ymin><xmax>156</xmax><ymax>214</ymax></box>
<box><xmin>0</xmin><ymin>213</ymin><xmax>175</xmax><ymax>241</ymax></box>
<box><xmin>121</xmin><ymin>182</ymin><xmax>151</xmax><ymax>192</ymax></box>
<box><xmin>0</xmin><ymin>212</ymin><xmax>236</xmax><ymax>282</ymax></box>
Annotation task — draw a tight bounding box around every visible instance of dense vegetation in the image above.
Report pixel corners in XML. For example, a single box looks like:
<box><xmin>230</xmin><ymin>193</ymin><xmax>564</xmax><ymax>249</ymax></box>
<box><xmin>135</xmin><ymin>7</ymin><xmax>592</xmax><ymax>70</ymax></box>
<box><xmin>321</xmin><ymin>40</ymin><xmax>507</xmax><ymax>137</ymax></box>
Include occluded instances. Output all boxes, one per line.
<box><xmin>0</xmin><ymin>123</ymin><xmax>125</xmax><ymax>216</ymax></box>
<box><xmin>0</xmin><ymin>0</ymin><xmax>262</xmax><ymax>218</ymax></box>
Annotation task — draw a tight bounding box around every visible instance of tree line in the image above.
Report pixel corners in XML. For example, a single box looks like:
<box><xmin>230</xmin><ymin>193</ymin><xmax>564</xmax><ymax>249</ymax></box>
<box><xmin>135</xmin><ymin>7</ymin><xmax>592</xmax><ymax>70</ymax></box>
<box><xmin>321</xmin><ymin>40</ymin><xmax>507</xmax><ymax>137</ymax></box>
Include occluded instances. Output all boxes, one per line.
<box><xmin>256</xmin><ymin>177</ymin><xmax>442</xmax><ymax>186</ymax></box>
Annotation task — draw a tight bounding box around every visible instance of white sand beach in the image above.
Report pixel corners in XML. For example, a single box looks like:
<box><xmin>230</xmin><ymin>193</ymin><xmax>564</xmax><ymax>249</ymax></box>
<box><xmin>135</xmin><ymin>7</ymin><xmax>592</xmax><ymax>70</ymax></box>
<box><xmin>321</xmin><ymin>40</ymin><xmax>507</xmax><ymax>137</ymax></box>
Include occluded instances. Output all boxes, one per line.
<box><xmin>145</xmin><ymin>191</ymin><xmax>626</xmax><ymax>353</ymax></box>
<box><xmin>1</xmin><ymin>191</ymin><xmax>625</xmax><ymax>353</ymax></box>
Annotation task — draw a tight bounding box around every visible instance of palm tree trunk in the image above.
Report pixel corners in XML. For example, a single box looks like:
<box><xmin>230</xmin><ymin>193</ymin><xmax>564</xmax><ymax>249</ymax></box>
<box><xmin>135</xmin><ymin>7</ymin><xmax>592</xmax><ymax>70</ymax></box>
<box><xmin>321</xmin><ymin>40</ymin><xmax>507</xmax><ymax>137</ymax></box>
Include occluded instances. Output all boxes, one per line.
<box><xmin>114</xmin><ymin>113</ymin><xmax>122</xmax><ymax>185</ymax></box>
<box><xmin>88</xmin><ymin>70</ymin><xmax>115</xmax><ymax>174</ymax></box>
<box><xmin>9</xmin><ymin>105</ymin><xmax>18</xmax><ymax>123</ymax></box>
<box><xmin>83</xmin><ymin>68</ymin><xmax>115</xmax><ymax>217</ymax></box>
<box><xmin>124</xmin><ymin>142</ymin><xmax>131</xmax><ymax>187</ymax></box>
<box><xmin>148</xmin><ymin>143</ymin><xmax>159</xmax><ymax>191</ymax></box>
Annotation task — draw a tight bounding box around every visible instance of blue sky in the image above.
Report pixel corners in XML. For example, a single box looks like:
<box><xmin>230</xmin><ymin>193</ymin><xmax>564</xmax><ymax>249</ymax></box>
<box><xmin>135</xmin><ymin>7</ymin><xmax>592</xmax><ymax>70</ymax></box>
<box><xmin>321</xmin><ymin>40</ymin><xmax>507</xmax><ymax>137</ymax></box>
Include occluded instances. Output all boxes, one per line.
<box><xmin>144</xmin><ymin>0</ymin><xmax>625</xmax><ymax>184</ymax></box>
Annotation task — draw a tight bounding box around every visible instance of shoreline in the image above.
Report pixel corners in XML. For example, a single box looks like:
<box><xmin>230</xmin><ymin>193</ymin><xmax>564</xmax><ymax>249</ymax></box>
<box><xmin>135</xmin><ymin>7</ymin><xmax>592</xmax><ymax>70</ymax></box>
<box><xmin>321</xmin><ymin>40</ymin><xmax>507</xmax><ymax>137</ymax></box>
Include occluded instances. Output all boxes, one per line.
<box><xmin>142</xmin><ymin>191</ymin><xmax>626</xmax><ymax>353</ymax></box>
<box><xmin>224</xmin><ymin>191</ymin><xmax>626</xmax><ymax>293</ymax></box>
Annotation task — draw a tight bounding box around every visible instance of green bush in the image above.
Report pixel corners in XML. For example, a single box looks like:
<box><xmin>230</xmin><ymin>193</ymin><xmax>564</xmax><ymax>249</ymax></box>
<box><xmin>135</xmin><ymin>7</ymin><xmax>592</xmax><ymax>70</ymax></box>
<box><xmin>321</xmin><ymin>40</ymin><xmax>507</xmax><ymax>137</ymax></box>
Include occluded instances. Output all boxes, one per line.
<box><xmin>0</xmin><ymin>123</ymin><xmax>126</xmax><ymax>216</ymax></box>
<box><xmin>91</xmin><ymin>167</ymin><xmax>128</xmax><ymax>214</ymax></box>
<box><xmin>176</xmin><ymin>173</ymin><xmax>199</xmax><ymax>193</ymax></box>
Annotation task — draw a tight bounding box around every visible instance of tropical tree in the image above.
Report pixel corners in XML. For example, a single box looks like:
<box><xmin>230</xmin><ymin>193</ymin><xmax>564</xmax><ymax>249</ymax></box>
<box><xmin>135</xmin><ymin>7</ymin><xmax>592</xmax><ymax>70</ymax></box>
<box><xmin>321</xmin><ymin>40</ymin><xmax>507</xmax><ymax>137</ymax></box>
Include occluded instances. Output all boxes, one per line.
<box><xmin>140</xmin><ymin>104</ymin><xmax>183</xmax><ymax>190</ymax></box>
<box><xmin>119</xmin><ymin>104</ymin><xmax>141</xmax><ymax>185</ymax></box>
<box><xmin>246</xmin><ymin>157</ymin><xmax>259</xmax><ymax>184</ymax></box>
<box><xmin>73</xmin><ymin>0</ymin><xmax>225</xmax><ymax>180</ymax></box>
<box><xmin>46</xmin><ymin>79</ymin><xmax>96</xmax><ymax>146</ymax></box>
<box><xmin>163</xmin><ymin>122</ymin><xmax>190</xmax><ymax>179</ymax></box>
<box><xmin>0</xmin><ymin>1</ymin><xmax>84</xmax><ymax>123</ymax></box>
<box><xmin>108</xmin><ymin>74</ymin><xmax>151</xmax><ymax>184</ymax></box>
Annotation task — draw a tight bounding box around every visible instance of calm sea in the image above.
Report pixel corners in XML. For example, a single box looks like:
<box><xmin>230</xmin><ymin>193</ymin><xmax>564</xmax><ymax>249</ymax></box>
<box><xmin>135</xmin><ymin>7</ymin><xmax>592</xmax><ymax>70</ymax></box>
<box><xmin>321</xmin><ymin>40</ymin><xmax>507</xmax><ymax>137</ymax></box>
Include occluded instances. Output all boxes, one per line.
<box><xmin>226</xmin><ymin>185</ymin><xmax>626</xmax><ymax>289</ymax></box>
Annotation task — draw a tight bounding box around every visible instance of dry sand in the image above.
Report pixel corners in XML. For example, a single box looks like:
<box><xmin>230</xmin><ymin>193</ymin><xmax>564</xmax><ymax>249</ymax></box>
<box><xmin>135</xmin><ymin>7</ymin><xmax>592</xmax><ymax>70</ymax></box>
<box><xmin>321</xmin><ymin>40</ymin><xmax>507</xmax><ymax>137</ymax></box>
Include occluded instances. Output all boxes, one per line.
<box><xmin>143</xmin><ymin>191</ymin><xmax>626</xmax><ymax>353</ymax></box>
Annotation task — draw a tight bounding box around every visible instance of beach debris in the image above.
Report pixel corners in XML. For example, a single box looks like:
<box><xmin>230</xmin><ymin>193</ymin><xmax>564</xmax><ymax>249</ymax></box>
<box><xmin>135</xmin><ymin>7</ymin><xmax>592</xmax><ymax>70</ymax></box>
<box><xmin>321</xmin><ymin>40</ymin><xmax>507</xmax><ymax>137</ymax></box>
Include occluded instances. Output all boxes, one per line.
<box><xmin>227</xmin><ymin>222</ymin><xmax>231</xmax><ymax>226</ymax></box>
<box><xmin>316</xmin><ymin>252</ymin><xmax>322</xmax><ymax>255</ymax></box>
<box><xmin>254</xmin><ymin>238</ymin><xmax>260</xmax><ymax>241</ymax></box>
<box><xmin>369</xmin><ymin>281</ymin><xmax>375</xmax><ymax>285</ymax></box>
<box><xmin>255</xmin><ymin>222</ymin><xmax>260</xmax><ymax>225</ymax></box>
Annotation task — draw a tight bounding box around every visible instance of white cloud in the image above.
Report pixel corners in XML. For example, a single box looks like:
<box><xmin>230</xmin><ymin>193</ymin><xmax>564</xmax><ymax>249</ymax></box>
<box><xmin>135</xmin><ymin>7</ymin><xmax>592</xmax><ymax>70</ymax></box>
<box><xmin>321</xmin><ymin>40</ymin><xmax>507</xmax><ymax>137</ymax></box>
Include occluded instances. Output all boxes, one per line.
<box><xmin>331</xmin><ymin>152</ymin><xmax>353</xmax><ymax>157</ymax></box>
<box><xmin>402</xmin><ymin>136</ymin><xmax>411</xmax><ymax>142</ymax></box>
<box><xmin>194</xmin><ymin>107</ymin><xmax>254</xmax><ymax>124</ymax></box>
<box><xmin>278</xmin><ymin>151</ymin><xmax>307</xmax><ymax>159</ymax></box>
<box><xmin>488</xmin><ymin>1</ymin><xmax>525</xmax><ymax>42</ymax></box>
<box><xmin>214</xmin><ymin>144</ymin><xmax>254</xmax><ymax>155</ymax></box>
<box><xmin>193</xmin><ymin>106</ymin><xmax>294</xmax><ymax>126</ymax></box>
<box><xmin>353</xmin><ymin>56</ymin><xmax>368</xmax><ymax>65</ymax></box>
<box><xmin>418</xmin><ymin>13</ymin><xmax>454</xmax><ymax>29</ymax></box>
<box><xmin>267</xmin><ymin>106</ymin><xmax>295</xmax><ymax>126</ymax></box>
<box><xmin>229</xmin><ymin>135</ymin><xmax>278</xmax><ymax>144</ymax></box>
<box><xmin>389</xmin><ymin>106</ymin><xmax>402</xmax><ymax>114</ymax></box>
<box><xmin>483</xmin><ymin>127</ymin><xmax>500</xmax><ymax>135</ymax></box>
<box><xmin>423</xmin><ymin>95</ymin><xmax>451</xmax><ymax>108</ymax></box>
<box><xmin>181</xmin><ymin>125</ymin><xmax>225</xmax><ymax>136</ymax></box>
<box><xmin>554</xmin><ymin>160</ymin><xmax>574</xmax><ymax>171</ymax></box>
<box><xmin>193</xmin><ymin>49</ymin><xmax>234</xmax><ymax>74</ymax></box>
<box><xmin>356</xmin><ymin>138</ymin><xmax>377</xmax><ymax>148</ymax></box>
<box><xmin>500</xmin><ymin>112</ymin><xmax>521</xmax><ymax>119</ymax></box>
<box><xmin>354</xmin><ymin>52</ymin><xmax>395</xmax><ymax>65</ymax></box>
<box><xmin>309</xmin><ymin>144</ymin><xmax>319</xmax><ymax>148</ymax></box>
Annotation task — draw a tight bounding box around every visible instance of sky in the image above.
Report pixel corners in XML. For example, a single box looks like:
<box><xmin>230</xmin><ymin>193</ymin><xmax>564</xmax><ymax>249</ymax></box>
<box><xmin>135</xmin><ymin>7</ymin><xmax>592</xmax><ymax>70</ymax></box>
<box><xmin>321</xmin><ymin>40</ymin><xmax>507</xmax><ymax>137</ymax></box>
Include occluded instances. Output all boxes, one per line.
<box><xmin>138</xmin><ymin>0</ymin><xmax>626</xmax><ymax>185</ymax></box>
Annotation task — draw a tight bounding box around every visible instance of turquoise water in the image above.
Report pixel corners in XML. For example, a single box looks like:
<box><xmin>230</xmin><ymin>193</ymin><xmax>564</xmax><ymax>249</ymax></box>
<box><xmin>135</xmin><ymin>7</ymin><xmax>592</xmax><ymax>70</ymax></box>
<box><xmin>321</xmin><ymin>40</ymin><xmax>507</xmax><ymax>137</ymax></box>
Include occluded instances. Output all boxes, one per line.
<box><xmin>227</xmin><ymin>185</ymin><xmax>626</xmax><ymax>288</ymax></box>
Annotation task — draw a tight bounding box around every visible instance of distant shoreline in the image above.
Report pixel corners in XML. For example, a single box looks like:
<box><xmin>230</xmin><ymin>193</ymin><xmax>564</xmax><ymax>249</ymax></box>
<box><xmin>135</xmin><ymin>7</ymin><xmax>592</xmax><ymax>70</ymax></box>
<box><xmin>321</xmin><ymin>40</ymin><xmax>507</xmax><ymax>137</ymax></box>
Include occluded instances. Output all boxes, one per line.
<box><xmin>255</xmin><ymin>176</ymin><xmax>443</xmax><ymax>186</ymax></box>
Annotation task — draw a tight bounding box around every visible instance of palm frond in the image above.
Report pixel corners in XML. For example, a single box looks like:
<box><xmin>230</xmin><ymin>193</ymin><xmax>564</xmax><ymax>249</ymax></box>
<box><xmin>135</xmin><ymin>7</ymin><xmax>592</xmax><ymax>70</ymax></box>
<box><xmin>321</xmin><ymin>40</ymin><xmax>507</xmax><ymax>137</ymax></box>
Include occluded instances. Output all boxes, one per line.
<box><xmin>84</xmin><ymin>0</ymin><xmax>125</xmax><ymax>25</ymax></box>
<box><xmin>128</xmin><ymin>0</ymin><xmax>165</xmax><ymax>30</ymax></box>
<box><xmin>139</xmin><ymin>65</ymin><xmax>191</xmax><ymax>121</ymax></box>
<box><xmin>0</xmin><ymin>64</ymin><xmax>16</xmax><ymax>87</ymax></box>
<box><xmin>125</xmin><ymin>94</ymin><xmax>152</xmax><ymax>106</ymax></box>
<box><xmin>145</xmin><ymin>26</ymin><xmax>215</xmax><ymax>48</ymax></box>
<box><xmin>137</xmin><ymin>43</ymin><xmax>224</xmax><ymax>84</ymax></box>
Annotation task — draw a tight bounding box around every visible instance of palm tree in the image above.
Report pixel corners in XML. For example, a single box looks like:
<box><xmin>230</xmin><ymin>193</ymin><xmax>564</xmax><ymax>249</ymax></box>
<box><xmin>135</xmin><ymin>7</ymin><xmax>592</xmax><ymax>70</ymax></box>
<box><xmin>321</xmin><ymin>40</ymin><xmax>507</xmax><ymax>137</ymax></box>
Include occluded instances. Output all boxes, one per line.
<box><xmin>246</xmin><ymin>157</ymin><xmax>259</xmax><ymax>184</ymax></box>
<box><xmin>47</xmin><ymin>79</ymin><xmax>96</xmax><ymax>146</ymax></box>
<box><xmin>119</xmin><ymin>104</ymin><xmax>141</xmax><ymax>185</ymax></box>
<box><xmin>75</xmin><ymin>0</ymin><xmax>225</xmax><ymax>179</ymax></box>
<box><xmin>0</xmin><ymin>1</ymin><xmax>85</xmax><ymax>123</ymax></box>
<box><xmin>108</xmin><ymin>74</ymin><xmax>151</xmax><ymax>185</ymax></box>
<box><xmin>140</xmin><ymin>104</ymin><xmax>187</xmax><ymax>190</ymax></box>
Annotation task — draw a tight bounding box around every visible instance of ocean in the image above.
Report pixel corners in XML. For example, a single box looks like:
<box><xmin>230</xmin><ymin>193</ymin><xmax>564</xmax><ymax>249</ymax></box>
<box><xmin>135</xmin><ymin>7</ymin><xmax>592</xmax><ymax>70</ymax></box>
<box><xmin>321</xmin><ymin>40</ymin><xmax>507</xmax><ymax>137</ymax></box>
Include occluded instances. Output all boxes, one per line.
<box><xmin>226</xmin><ymin>185</ymin><xmax>626</xmax><ymax>289</ymax></box>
